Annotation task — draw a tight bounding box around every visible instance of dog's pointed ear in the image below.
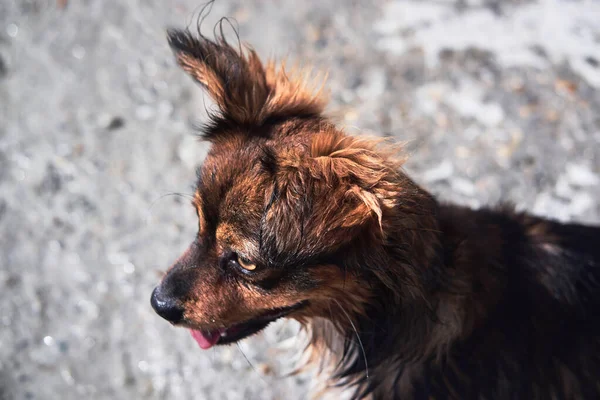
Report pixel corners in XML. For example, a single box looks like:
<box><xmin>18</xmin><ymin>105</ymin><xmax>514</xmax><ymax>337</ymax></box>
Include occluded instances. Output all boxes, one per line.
<box><xmin>167</xmin><ymin>29</ymin><xmax>327</xmax><ymax>130</ymax></box>
<box><xmin>167</xmin><ymin>28</ymin><xmax>269</xmax><ymax>125</ymax></box>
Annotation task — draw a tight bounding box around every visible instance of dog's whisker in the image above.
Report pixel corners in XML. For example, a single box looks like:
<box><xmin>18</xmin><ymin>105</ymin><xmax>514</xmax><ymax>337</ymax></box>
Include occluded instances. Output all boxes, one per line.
<box><xmin>235</xmin><ymin>342</ymin><xmax>270</xmax><ymax>386</ymax></box>
<box><xmin>332</xmin><ymin>299</ymin><xmax>369</xmax><ymax>380</ymax></box>
<box><xmin>145</xmin><ymin>192</ymin><xmax>195</xmax><ymax>223</ymax></box>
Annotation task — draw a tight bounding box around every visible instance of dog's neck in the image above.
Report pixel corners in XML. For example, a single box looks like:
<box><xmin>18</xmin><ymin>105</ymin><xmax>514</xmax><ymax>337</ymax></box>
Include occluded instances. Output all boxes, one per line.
<box><xmin>306</xmin><ymin>203</ymin><xmax>510</xmax><ymax>397</ymax></box>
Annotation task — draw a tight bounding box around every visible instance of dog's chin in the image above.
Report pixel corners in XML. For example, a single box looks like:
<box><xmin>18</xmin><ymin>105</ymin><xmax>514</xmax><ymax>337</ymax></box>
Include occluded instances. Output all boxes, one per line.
<box><xmin>188</xmin><ymin>301</ymin><xmax>308</xmax><ymax>350</ymax></box>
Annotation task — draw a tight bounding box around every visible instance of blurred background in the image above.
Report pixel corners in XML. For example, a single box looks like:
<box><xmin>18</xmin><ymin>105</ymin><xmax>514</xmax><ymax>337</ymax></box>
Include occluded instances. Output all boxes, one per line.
<box><xmin>1</xmin><ymin>0</ymin><xmax>599</xmax><ymax>399</ymax></box>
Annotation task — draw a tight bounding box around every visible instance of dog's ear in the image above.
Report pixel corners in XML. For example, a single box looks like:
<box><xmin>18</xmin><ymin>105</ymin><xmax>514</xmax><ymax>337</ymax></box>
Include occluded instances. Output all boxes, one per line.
<box><xmin>308</xmin><ymin>131</ymin><xmax>402</xmax><ymax>231</ymax></box>
<box><xmin>263</xmin><ymin>131</ymin><xmax>403</xmax><ymax>263</ymax></box>
<box><xmin>167</xmin><ymin>29</ymin><xmax>327</xmax><ymax>131</ymax></box>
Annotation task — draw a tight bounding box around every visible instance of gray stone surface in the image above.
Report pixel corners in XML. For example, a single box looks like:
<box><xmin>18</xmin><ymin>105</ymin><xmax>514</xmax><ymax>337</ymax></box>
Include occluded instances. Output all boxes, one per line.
<box><xmin>0</xmin><ymin>0</ymin><xmax>599</xmax><ymax>399</ymax></box>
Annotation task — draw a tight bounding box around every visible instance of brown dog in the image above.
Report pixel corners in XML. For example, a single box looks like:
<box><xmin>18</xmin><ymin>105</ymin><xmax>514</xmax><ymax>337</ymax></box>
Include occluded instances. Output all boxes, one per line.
<box><xmin>151</xmin><ymin>28</ymin><xmax>600</xmax><ymax>399</ymax></box>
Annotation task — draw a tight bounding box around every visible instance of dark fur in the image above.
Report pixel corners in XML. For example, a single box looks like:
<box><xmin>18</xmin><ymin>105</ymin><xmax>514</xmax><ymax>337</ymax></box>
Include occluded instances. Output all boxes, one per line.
<box><xmin>151</xmin><ymin>27</ymin><xmax>600</xmax><ymax>399</ymax></box>
<box><xmin>322</xmin><ymin>207</ymin><xmax>600</xmax><ymax>399</ymax></box>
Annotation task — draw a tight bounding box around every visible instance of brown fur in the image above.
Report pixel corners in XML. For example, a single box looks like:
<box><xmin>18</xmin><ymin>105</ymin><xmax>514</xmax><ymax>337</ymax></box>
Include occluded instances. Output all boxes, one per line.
<box><xmin>151</xmin><ymin>28</ymin><xmax>600</xmax><ymax>400</ymax></box>
<box><xmin>169</xmin><ymin>29</ymin><xmax>326</xmax><ymax>127</ymax></box>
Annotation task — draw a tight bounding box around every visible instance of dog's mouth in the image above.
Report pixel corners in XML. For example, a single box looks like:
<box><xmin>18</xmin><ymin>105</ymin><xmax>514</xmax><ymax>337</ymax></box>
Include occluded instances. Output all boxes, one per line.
<box><xmin>189</xmin><ymin>301</ymin><xmax>307</xmax><ymax>349</ymax></box>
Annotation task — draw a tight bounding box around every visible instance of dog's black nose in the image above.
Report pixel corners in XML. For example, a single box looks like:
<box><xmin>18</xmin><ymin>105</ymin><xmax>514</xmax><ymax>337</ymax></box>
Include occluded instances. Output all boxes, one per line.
<box><xmin>151</xmin><ymin>287</ymin><xmax>184</xmax><ymax>323</ymax></box>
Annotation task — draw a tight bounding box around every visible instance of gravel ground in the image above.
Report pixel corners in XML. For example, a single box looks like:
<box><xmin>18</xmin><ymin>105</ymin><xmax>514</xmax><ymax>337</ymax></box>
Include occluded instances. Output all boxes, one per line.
<box><xmin>1</xmin><ymin>0</ymin><xmax>599</xmax><ymax>399</ymax></box>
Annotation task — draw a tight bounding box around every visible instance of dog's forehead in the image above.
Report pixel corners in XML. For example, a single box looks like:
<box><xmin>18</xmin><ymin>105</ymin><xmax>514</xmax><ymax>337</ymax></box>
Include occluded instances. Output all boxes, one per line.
<box><xmin>194</xmin><ymin>141</ymin><xmax>275</xmax><ymax>243</ymax></box>
<box><xmin>197</xmin><ymin>141</ymin><xmax>260</xmax><ymax>193</ymax></box>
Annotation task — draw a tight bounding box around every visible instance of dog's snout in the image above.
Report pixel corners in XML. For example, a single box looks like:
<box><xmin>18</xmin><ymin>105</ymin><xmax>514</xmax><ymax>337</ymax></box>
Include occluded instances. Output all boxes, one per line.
<box><xmin>151</xmin><ymin>287</ymin><xmax>184</xmax><ymax>323</ymax></box>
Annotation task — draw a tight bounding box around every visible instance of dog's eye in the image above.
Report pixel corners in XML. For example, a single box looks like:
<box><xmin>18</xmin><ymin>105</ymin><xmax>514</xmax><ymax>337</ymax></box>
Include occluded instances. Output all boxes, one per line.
<box><xmin>229</xmin><ymin>253</ymin><xmax>257</xmax><ymax>273</ymax></box>
<box><xmin>237</xmin><ymin>255</ymin><xmax>257</xmax><ymax>271</ymax></box>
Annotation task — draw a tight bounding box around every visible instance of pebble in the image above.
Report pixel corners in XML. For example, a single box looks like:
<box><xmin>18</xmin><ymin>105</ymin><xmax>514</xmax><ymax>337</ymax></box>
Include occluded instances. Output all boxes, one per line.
<box><xmin>569</xmin><ymin>192</ymin><xmax>594</xmax><ymax>215</ymax></box>
<box><xmin>423</xmin><ymin>160</ymin><xmax>454</xmax><ymax>183</ymax></box>
<box><xmin>135</xmin><ymin>105</ymin><xmax>155</xmax><ymax>121</ymax></box>
<box><xmin>6</xmin><ymin>24</ymin><xmax>18</xmax><ymax>38</ymax></box>
<box><xmin>451</xmin><ymin>177</ymin><xmax>477</xmax><ymax>196</ymax></box>
<box><xmin>178</xmin><ymin>135</ymin><xmax>209</xmax><ymax>169</ymax></box>
<box><xmin>72</xmin><ymin>46</ymin><xmax>86</xmax><ymax>60</ymax></box>
<box><xmin>565</xmin><ymin>163</ymin><xmax>599</xmax><ymax>187</ymax></box>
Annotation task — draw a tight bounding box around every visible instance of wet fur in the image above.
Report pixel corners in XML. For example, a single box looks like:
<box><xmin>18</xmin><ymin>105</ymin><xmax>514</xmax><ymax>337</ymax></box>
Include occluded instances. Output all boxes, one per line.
<box><xmin>154</xmin><ymin>26</ymin><xmax>600</xmax><ymax>400</ymax></box>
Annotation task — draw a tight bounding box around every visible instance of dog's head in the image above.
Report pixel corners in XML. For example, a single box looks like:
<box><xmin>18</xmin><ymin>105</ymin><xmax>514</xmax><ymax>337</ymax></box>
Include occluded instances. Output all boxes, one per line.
<box><xmin>151</xmin><ymin>29</ymin><xmax>439</xmax><ymax>350</ymax></box>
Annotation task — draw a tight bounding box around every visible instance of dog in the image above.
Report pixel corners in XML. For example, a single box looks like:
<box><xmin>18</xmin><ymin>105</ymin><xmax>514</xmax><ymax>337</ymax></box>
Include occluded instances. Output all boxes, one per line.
<box><xmin>150</xmin><ymin>27</ymin><xmax>600</xmax><ymax>399</ymax></box>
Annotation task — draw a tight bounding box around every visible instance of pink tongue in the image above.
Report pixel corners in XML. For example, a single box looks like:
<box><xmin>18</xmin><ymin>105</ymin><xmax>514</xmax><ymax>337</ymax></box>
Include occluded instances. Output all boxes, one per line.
<box><xmin>190</xmin><ymin>329</ymin><xmax>224</xmax><ymax>350</ymax></box>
